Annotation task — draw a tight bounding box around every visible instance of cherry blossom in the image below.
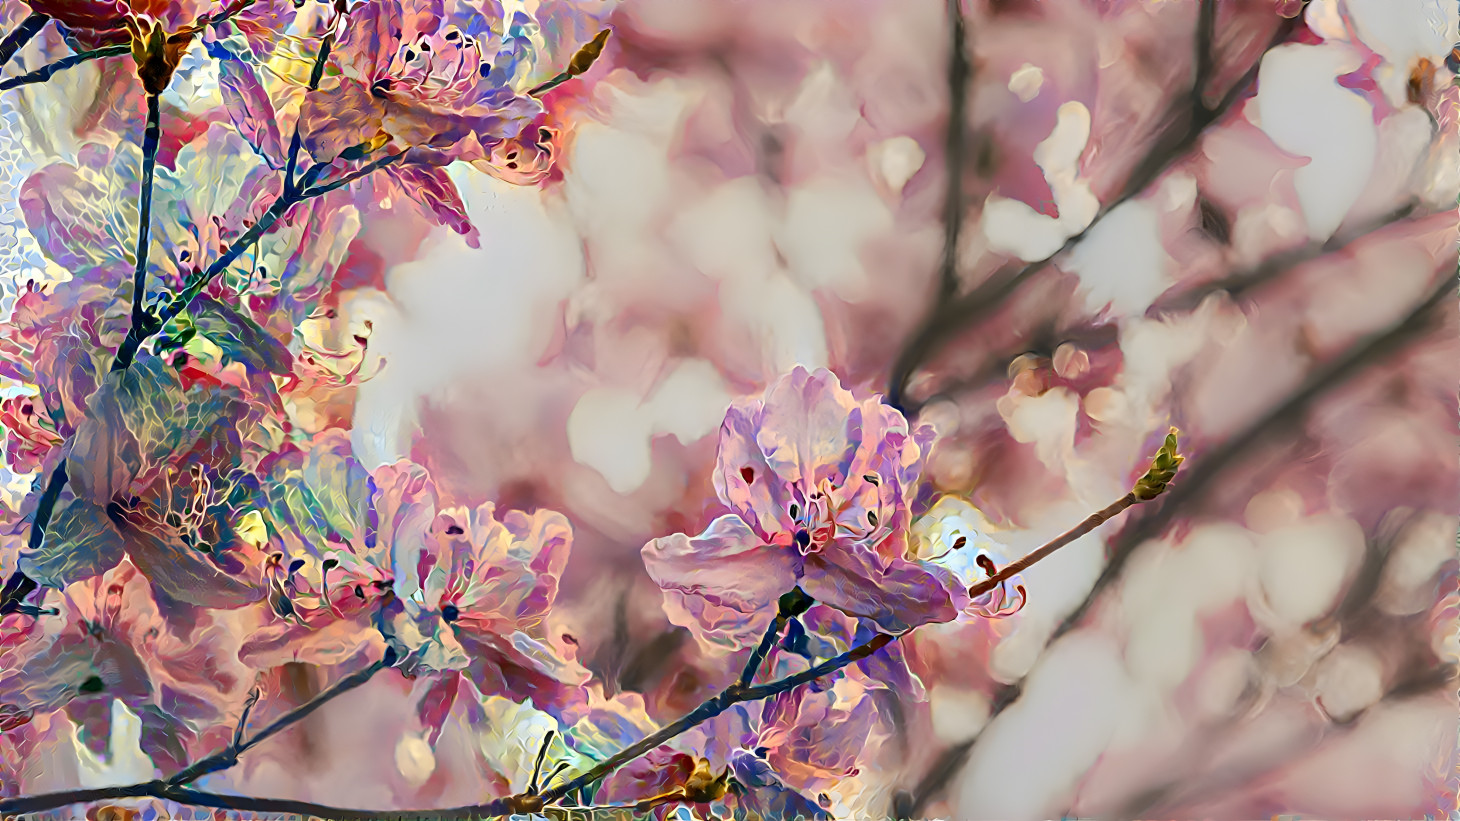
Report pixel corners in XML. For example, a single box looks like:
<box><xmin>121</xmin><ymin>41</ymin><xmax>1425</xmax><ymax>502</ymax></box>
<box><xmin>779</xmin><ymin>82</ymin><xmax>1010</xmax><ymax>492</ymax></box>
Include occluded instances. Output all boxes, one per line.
<box><xmin>642</xmin><ymin>366</ymin><xmax>966</xmax><ymax>652</ymax></box>
<box><xmin>299</xmin><ymin>0</ymin><xmax>545</xmax><ymax>167</ymax></box>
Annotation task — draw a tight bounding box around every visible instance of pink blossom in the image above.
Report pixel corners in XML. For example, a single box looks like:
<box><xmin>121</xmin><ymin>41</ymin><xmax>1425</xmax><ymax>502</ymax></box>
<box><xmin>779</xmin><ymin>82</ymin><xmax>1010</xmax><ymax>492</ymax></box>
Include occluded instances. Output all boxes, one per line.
<box><xmin>299</xmin><ymin>0</ymin><xmax>544</xmax><ymax>166</ymax></box>
<box><xmin>390</xmin><ymin>501</ymin><xmax>589</xmax><ymax>723</ymax></box>
<box><xmin>642</xmin><ymin>367</ymin><xmax>966</xmax><ymax>651</ymax></box>
<box><xmin>756</xmin><ymin>678</ymin><xmax>879</xmax><ymax>796</ymax></box>
<box><xmin>238</xmin><ymin>433</ymin><xmax>433</xmax><ymax>668</ymax></box>
<box><xmin>0</xmin><ymin>560</ymin><xmax>250</xmax><ymax>772</ymax></box>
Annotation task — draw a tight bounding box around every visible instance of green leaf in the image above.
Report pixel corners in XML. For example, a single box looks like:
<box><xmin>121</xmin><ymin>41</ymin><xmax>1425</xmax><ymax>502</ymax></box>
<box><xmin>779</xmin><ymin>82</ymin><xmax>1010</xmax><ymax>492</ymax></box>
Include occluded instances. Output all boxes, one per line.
<box><xmin>187</xmin><ymin>293</ymin><xmax>293</xmax><ymax>375</ymax></box>
<box><xmin>19</xmin><ymin>495</ymin><xmax>127</xmax><ymax>587</ymax></box>
<box><xmin>68</xmin><ymin>355</ymin><xmax>234</xmax><ymax>504</ymax></box>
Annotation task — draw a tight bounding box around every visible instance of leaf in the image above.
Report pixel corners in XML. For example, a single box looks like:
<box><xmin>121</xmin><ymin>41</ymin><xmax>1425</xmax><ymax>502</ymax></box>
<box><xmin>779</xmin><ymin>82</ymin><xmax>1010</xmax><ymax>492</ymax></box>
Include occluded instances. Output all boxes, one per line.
<box><xmin>120</xmin><ymin>524</ymin><xmax>261</xmax><ymax>609</ymax></box>
<box><xmin>387</xmin><ymin>165</ymin><xmax>479</xmax><ymax>247</ymax></box>
<box><xmin>263</xmin><ymin>430</ymin><xmax>372</xmax><ymax>552</ymax></box>
<box><xmin>18</xmin><ymin>495</ymin><xmax>127</xmax><ymax>588</ymax></box>
<box><xmin>208</xmin><ymin>44</ymin><xmax>285</xmax><ymax>168</ymax></box>
<box><xmin>67</xmin><ymin>355</ymin><xmax>232</xmax><ymax>504</ymax></box>
<box><xmin>188</xmin><ymin>294</ymin><xmax>294</xmax><ymax>375</ymax></box>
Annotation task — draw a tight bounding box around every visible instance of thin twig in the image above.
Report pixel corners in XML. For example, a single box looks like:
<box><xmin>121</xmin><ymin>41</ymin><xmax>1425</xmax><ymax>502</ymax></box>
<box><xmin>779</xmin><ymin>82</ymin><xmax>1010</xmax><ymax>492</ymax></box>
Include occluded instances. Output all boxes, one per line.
<box><xmin>936</xmin><ymin>0</ymin><xmax>971</xmax><ymax>302</ymax></box>
<box><xmin>1192</xmin><ymin>0</ymin><xmax>1218</xmax><ymax>115</ymax></box>
<box><xmin>3</xmin><ymin>481</ymin><xmax>1156</xmax><ymax>817</ymax></box>
<box><xmin>1153</xmin><ymin>199</ymin><xmax>1424</xmax><ymax>313</ymax></box>
<box><xmin>738</xmin><ymin>614</ymin><xmax>790</xmax><ymax>687</ymax></box>
<box><xmin>113</xmin><ymin>93</ymin><xmax>163</xmax><ymax>372</ymax></box>
<box><xmin>886</xmin><ymin>8</ymin><xmax>1303</xmax><ymax>415</ymax></box>
<box><xmin>0</xmin><ymin>45</ymin><xmax>130</xmax><ymax>92</ymax></box>
<box><xmin>301</xmin><ymin>150</ymin><xmax>407</xmax><ymax>197</ymax></box>
<box><xmin>966</xmin><ymin>492</ymin><xmax>1139</xmax><ymax>600</ymax></box>
<box><xmin>284</xmin><ymin>29</ymin><xmax>335</xmax><ymax>193</ymax></box>
<box><xmin>0</xmin><ymin>12</ymin><xmax>48</xmax><ymax>69</ymax></box>
<box><xmin>528</xmin><ymin>729</ymin><xmax>558</xmax><ymax>796</ymax></box>
<box><xmin>166</xmin><ymin>652</ymin><xmax>393</xmax><ymax>786</ymax></box>
<box><xmin>896</xmin><ymin>267</ymin><xmax>1456</xmax><ymax>818</ymax></box>
<box><xmin>0</xmin><ymin>782</ymin><xmax>518</xmax><ymax>820</ymax></box>
<box><xmin>0</xmin><ymin>461</ymin><xmax>68</xmax><ymax>616</ymax></box>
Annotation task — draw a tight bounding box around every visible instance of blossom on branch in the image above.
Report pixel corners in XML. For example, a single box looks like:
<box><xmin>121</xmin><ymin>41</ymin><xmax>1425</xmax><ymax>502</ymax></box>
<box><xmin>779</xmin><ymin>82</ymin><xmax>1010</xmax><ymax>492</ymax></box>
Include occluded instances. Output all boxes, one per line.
<box><xmin>390</xmin><ymin>497</ymin><xmax>590</xmax><ymax>727</ymax></box>
<box><xmin>298</xmin><ymin>0</ymin><xmax>544</xmax><ymax>167</ymax></box>
<box><xmin>642</xmin><ymin>366</ymin><xmax>968</xmax><ymax>652</ymax></box>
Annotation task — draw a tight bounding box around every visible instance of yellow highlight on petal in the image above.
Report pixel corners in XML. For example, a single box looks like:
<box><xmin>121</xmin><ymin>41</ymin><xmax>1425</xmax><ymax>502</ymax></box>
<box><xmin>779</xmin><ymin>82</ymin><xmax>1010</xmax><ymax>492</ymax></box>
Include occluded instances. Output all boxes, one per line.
<box><xmin>236</xmin><ymin>509</ymin><xmax>269</xmax><ymax>550</ymax></box>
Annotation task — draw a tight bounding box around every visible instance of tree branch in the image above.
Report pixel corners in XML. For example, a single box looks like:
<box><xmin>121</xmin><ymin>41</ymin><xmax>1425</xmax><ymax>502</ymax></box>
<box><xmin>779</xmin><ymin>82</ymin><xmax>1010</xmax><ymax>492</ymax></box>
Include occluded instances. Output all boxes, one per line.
<box><xmin>1153</xmin><ymin>199</ymin><xmax>1425</xmax><ymax>313</ymax></box>
<box><xmin>284</xmin><ymin>29</ymin><xmax>335</xmax><ymax>195</ymax></box>
<box><xmin>166</xmin><ymin>652</ymin><xmax>394</xmax><ymax>787</ymax></box>
<box><xmin>0</xmin><ymin>460</ymin><xmax>68</xmax><ymax>616</ymax></box>
<box><xmin>4</xmin><ymin>477</ymin><xmax>1158</xmax><ymax>818</ymax></box>
<box><xmin>0</xmin><ymin>44</ymin><xmax>130</xmax><ymax>92</ymax></box>
<box><xmin>0</xmin><ymin>12</ymin><xmax>48</xmax><ymax>69</ymax></box>
<box><xmin>936</xmin><ymin>0</ymin><xmax>971</xmax><ymax>302</ymax></box>
<box><xmin>886</xmin><ymin>8</ymin><xmax>1303</xmax><ymax>415</ymax></box>
<box><xmin>301</xmin><ymin>150</ymin><xmax>407</xmax><ymax>197</ymax></box>
<box><xmin>895</xmin><ymin>267</ymin><xmax>1456</xmax><ymax>817</ymax></box>
<box><xmin>113</xmin><ymin>93</ymin><xmax>163</xmax><ymax>372</ymax></box>
<box><xmin>966</xmin><ymin>491</ymin><xmax>1139</xmax><ymax>600</ymax></box>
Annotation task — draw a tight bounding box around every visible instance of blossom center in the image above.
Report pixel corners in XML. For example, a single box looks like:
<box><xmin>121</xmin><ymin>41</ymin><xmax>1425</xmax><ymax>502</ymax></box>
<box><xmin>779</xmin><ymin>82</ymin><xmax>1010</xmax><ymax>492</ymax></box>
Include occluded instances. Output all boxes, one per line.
<box><xmin>440</xmin><ymin>603</ymin><xmax>461</xmax><ymax>623</ymax></box>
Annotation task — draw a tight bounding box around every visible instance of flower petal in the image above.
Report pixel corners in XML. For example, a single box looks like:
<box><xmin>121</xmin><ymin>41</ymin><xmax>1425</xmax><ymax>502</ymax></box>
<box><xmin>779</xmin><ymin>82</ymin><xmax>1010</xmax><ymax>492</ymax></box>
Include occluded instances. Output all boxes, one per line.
<box><xmin>755</xmin><ymin>366</ymin><xmax>857</xmax><ymax>491</ymax></box>
<box><xmin>299</xmin><ymin>79</ymin><xmax>387</xmax><ymax>162</ymax></box>
<box><xmin>410</xmin><ymin>670</ymin><xmax>461</xmax><ymax>748</ymax></box>
<box><xmin>713</xmin><ymin>399</ymin><xmax>795</xmax><ymax>540</ymax></box>
<box><xmin>641</xmin><ymin>515</ymin><xmax>799</xmax><ymax>652</ymax></box>
<box><xmin>801</xmin><ymin>547</ymin><xmax>962</xmax><ymax>633</ymax></box>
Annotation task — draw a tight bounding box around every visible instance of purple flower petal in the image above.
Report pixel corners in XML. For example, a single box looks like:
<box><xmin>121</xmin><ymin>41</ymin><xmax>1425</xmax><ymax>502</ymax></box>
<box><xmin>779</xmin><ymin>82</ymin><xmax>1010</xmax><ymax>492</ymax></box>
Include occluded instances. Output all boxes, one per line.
<box><xmin>801</xmin><ymin>547</ymin><xmax>962</xmax><ymax>633</ymax></box>
<box><xmin>642</xmin><ymin>514</ymin><xmax>800</xmax><ymax>652</ymax></box>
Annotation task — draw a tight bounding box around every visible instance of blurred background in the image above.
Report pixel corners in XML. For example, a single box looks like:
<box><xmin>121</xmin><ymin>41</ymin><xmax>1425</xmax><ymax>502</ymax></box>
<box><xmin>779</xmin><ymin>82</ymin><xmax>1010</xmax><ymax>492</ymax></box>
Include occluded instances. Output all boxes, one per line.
<box><xmin>2</xmin><ymin>0</ymin><xmax>1458</xmax><ymax>818</ymax></box>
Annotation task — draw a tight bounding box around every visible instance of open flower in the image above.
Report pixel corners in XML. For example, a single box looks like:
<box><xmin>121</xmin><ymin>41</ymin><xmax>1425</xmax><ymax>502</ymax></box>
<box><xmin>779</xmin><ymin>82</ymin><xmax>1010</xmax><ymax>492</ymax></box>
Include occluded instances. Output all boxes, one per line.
<box><xmin>642</xmin><ymin>367</ymin><xmax>966</xmax><ymax>652</ymax></box>
<box><xmin>389</xmin><ymin>501</ymin><xmax>589</xmax><ymax>727</ymax></box>
<box><xmin>755</xmin><ymin>676</ymin><xmax>879</xmax><ymax>796</ymax></box>
<box><xmin>299</xmin><ymin>0</ymin><xmax>544</xmax><ymax>165</ymax></box>
<box><xmin>239</xmin><ymin>431</ymin><xmax>434</xmax><ymax>668</ymax></box>
<box><xmin>0</xmin><ymin>560</ymin><xmax>251</xmax><ymax>772</ymax></box>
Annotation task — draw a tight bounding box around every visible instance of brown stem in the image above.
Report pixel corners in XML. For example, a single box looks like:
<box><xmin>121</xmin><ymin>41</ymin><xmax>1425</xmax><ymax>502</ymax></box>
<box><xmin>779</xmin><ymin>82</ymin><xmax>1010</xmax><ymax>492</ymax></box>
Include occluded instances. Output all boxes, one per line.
<box><xmin>967</xmin><ymin>492</ymin><xmax>1138</xmax><ymax>600</ymax></box>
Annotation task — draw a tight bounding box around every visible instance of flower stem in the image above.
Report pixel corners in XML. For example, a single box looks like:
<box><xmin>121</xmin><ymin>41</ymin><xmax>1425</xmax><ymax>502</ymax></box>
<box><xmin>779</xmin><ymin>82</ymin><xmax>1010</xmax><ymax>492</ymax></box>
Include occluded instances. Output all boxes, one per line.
<box><xmin>284</xmin><ymin>29</ymin><xmax>335</xmax><ymax>193</ymax></box>
<box><xmin>0</xmin><ymin>44</ymin><xmax>130</xmax><ymax>92</ymax></box>
<box><xmin>0</xmin><ymin>12</ymin><xmax>48</xmax><ymax>69</ymax></box>
<box><xmin>113</xmin><ymin>93</ymin><xmax>162</xmax><ymax>373</ymax></box>
<box><xmin>967</xmin><ymin>492</ymin><xmax>1138</xmax><ymax>600</ymax></box>
<box><xmin>0</xmin><ymin>460</ymin><xmax>68</xmax><ymax>615</ymax></box>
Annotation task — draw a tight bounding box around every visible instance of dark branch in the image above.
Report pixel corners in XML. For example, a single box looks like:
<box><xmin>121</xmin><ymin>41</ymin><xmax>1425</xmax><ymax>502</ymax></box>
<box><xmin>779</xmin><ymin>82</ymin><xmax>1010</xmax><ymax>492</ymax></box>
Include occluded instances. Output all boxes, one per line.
<box><xmin>1192</xmin><ymin>0</ymin><xmax>1217</xmax><ymax>114</ymax></box>
<box><xmin>113</xmin><ymin>93</ymin><xmax>163</xmax><ymax>372</ymax></box>
<box><xmin>167</xmin><ymin>652</ymin><xmax>394</xmax><ymax>786</ymax></box>
<box><xmin>886</xmin><ymin>9</ymin><xmax>1304</xmax><ymax>415</ymax></box>
<box><xmin>0</xmin><ymin>12</ymin><xmax>48</xmax><ymax>69</ymax></box>
<box><xmin>0</xmin><ymin>461</ymin><xmax>69</xmax><ymax>616</ymax></box>
<box><xmin>301</xmin><ymin>150</ymin><xmax>407</xmax><ymax>197</ymax></box>
<box><xmin>1153</xmin><ymin>199</ymin><xmax>1424</xmax><ymax>313</ymax></box>
<box><xmin>898</xmin><ymin>267</ymin><xmax>1456</xmax><ymax>817</ymax></box>
<box><xmin>284</xmin><ymin>29</ymin><xmax>336</xmax><ymax>194</ymax></box>
<box><xmin>0</xmin><ymin>45</ymin><xmax>130</xmax><ymax>92</ymax></box>
<box><xmin>937</xmin><ymin>0</ymin><xmax>972</xmax><ymax>302</ymax></box>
